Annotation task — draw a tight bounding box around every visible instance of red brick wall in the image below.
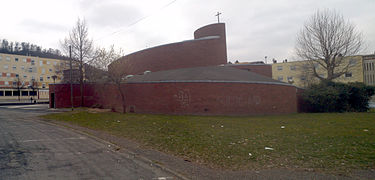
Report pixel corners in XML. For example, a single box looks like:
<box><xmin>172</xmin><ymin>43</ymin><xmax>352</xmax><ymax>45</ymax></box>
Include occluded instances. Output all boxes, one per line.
<box><xmin>230</xmin><ymin>64</ymin><xmax>272</xmax><ymax>78</ymax></box>
<box><xmin>108</xmin><ymin>23</ymin><xmax>227</xmax><ymax>75</ymax></box>
<box><xmin>50</xmin><ymin>82</ymin><xmax>299</xmax><ymax>115</ymax></box>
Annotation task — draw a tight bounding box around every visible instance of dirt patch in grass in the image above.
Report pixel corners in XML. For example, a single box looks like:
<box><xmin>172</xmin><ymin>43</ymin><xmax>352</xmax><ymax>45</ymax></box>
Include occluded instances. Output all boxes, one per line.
<box><xmin>42</xmin><ymin>111</ymin><xmax>375</xmax><ymax>174</ymax></box>
<box><xmin>87</xmin><ymin>108</ymin><xmax>112</xmax><ymax>113</ymax></box>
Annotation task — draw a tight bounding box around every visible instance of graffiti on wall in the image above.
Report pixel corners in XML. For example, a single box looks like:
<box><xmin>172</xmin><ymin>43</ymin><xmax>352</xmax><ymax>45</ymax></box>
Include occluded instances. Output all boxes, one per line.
<box><xmin>174</xmin><ymin>89</ymin><xmax>190</xmax><ymax>108</ymax></box>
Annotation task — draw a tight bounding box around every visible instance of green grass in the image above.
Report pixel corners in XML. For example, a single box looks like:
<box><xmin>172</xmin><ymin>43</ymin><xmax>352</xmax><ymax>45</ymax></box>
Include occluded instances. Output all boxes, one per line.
<box><xmin>42</xmin><ymin>111</ymin><xmax>375</xmax><ymax>173</ymax></box>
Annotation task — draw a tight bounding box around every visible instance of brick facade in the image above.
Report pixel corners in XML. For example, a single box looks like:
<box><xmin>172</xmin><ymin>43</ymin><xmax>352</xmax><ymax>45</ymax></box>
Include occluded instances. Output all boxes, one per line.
<box><xmin>50</xmin><ymin>82</ymin><xmax>299</xmax><ymax>115</ymax></box>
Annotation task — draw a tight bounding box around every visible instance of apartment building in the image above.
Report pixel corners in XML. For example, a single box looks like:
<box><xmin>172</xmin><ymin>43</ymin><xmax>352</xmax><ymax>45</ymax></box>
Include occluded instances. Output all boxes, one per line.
<box><xmin>272</xmin><ymin>55</ymin><xmax>375</xmax><ymax>88</ymax></box>
<box><xmin>0</xmin><ymin>52</ymin><xmax>66</xmax><ymax>100</ymax></box>
<box><xmin>363</xmin><ymin>55</ymin><xmax>375</xmax><ymax>86</ymax></box>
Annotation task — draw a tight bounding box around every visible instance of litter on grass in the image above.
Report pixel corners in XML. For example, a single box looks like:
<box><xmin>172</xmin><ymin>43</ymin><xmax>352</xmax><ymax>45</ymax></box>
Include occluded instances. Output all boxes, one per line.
<box><xmin>265</xmin><ymin>147</ymin><xmax>274</xmax><ymax>150</ymax></box>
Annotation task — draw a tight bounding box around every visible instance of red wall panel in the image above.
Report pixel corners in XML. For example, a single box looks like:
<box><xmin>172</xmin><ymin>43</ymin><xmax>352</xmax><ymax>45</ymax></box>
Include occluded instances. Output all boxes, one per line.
<box><xmin>50</xmin><ymin>82</ymin><xmax>299</xmax><ymax>115</ymax></box>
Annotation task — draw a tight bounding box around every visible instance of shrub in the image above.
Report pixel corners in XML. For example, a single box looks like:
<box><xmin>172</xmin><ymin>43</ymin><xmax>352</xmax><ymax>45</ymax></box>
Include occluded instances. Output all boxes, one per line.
<box><xmin>302</xmin><ymin>81</ymin><xmax>375</xmax><ymax>112</ymax></box>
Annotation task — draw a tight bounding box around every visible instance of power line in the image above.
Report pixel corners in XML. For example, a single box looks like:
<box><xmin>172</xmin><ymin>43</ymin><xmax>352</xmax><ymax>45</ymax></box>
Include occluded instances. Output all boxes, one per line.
<box><xmin>94</xmin><ymin>0</ymin><xmax>178</xmax><ymax>42</ymax></box>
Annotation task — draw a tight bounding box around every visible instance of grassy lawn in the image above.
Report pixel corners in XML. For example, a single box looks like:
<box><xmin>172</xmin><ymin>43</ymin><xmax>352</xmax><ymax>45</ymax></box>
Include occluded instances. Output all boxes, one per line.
<box><xmin>42</xmin><ymin>110</ymin><xmax>375</xmax><ymax>173</ymax></box>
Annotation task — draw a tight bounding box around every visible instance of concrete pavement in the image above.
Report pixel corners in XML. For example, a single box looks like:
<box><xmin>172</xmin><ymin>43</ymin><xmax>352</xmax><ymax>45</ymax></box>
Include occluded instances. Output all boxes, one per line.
<box><xmin>0</xmin><ymin>104</ymin><xmax>178</xmax><ymax>179</ymax></box>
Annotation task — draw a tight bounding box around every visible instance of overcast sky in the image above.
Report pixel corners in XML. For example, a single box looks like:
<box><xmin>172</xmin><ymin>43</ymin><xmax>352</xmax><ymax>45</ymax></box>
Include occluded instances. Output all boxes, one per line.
<box><xmin>1</xmin><ymin>0</ymin><xmax>374</xmax><ymax>63</ymax></box>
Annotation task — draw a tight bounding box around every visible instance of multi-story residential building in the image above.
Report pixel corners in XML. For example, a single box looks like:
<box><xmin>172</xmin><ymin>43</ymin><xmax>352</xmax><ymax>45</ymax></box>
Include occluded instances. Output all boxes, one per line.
<box><xmin>272</xmin><ymin>55</ymin><xmax>375</xmax><ymax>88</ymax></box>
<box><xmin>0</xmin><ymin>52</ymin><xmax>67</xmax><ymax>100</ymax></box>
<box><xmin>363</xmin><ymin>55</ymin><xmax>375</xmax><ymax>86</ymax></box>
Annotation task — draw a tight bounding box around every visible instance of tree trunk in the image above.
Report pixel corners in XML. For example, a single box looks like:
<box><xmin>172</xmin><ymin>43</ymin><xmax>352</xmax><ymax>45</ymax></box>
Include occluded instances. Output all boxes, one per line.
<box><xmin>117</xmin><ymin>84</ymin><xmax>126</xmax><ymax>113</ymax></box>
<box><xmin>80</xmin><ymin>63</ymin><xmax>84</xmax><ymax>107</ymax></box>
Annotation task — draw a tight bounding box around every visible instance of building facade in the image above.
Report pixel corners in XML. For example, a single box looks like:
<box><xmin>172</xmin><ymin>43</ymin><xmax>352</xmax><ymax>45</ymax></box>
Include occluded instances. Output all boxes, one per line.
<box><xmin>271</xmin><ymin>55</ymin><xmax>375</xmax><ymax>88</ymax></box>
<box><xmin>51</xmin><ymin>23</ymin><xmax>302</xmax><ymax>115</ymax></box>
<box><xmin>0</xmin><ymin>53</ymin><xmax>66</xmax><ymax>100</ymax></box>
<box><xmin>363</xmin><ymin>55</ymin><xmax>375</xmax><ymax>86</ymax></box>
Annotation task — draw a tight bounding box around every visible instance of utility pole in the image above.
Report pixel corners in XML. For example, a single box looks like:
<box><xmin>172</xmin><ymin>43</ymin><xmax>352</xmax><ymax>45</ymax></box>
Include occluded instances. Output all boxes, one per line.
<box><xmin>215</xmin><ymin>12</ymin><xmax>222</xmax><ymax>23</ymax></box>
<box><xmin>69</xmin><ymin>46</ymin><xmax>74</xmax><ymax>111</ymax></box>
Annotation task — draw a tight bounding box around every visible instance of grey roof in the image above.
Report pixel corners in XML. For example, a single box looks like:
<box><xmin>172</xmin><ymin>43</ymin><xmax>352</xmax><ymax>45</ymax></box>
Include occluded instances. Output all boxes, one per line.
<box><xmin>126</xmin><ymin>66</ymin><xmax>292</xmax><ymax>86</ymax></box>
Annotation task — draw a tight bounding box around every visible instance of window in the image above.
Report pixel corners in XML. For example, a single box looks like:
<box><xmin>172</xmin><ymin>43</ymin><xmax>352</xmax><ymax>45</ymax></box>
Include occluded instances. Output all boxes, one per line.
<box><xmin>15</xmin><ymin>58</ymin><xmax>19</xmax><ymax>62</ymax></box>
<box><xmin>277</xmin><ymin>66</ymin><xmax>283</xmax><ymax>71</ymax></box>
<box><xmin>13</xmin><ymin>90</ymin><xmax>19</xmax><ymax>96</ymax></box>
<box><xmin>47</xmin><ymin>61</ymin><xmax>50</xmax><ymax>65</ymax></box>
<box><xmin>54</xmin><ymin>62</ymin><xmax>57</xmax><ymax>65</ymax></box>
<box><xmin>40</xmin><ymin>76</ymin><xmax>43</xmax><ymax>81</ymax></box>
<box><xmin>47</xmin><ymin>76</ymin><xmax>50</xmax><ymax>80</ymax></box>
<box><xmin>0</xmin><ymin>91</ymin><xmax>3</xmax><ymax>96</ymax></box>
<box><xmin>0</xmin><ymin>56</ymin><xmax>2</xmax><ymax>60</ymax></box>
<box><xmin>345</xmin><ymin>72</ymin><xmax>352</xmax><ymax>78</ymax></box>
<box><xmin>42</xmin><ymin>68</ymin><xmax>45</xmax><ymax>74</ymax></box>
<box><xmin>23</xmin><ymin>75</ymin><xmax>27</xmax><ymax>78</ymax></box>
<box><xmin>287</xmin><ymin>76</ymin><xmax>293</xmax><ymax>81</ymax></box>
<box><xmin>290</xmin><ymin>65</ymin><xmax>296</xmax><ymax>70</ymax></box>
<box><xmin>23</xmin><ymin>58</ymin><xmax>27</xmax><ymax>63</ymax></box>
<box><xmin>6</xmin><ymin>73</ymin><xmax>10</xmax><ymax>77</ymax></box>
<box><xmin>31</xmin><ymin>60</ymin><xmax>35</xmax><ymax>65</ymax></box>
<box><xmin>22</xmin><ymin>91</ymin><xmax>29</xmax><ymax>96</ymax></box>
<box><xmin>12</xmin><ymin>66</ymin><xmax>16</xmax><ymax>70</ymax></box>
<box><xmin>277</xmin><ymin>76</ymin><xmax>283</xmax><ymax>81</ymax></box>
<box><xmin>28</xmin><ymin>68</ymin><xmax>33</xmax><ymax>73</ymax></box>
<box><xmin>6</xmin><ymin>57</ymin><xmax>10</xmax><ymax>61</ymax></box>
<box><xmin>15</xmin><ymin>74</ymin><xmax>19</xmax><ymax>78</ymax></box>
<box><xmin>314</xmin><ymin>63</ymin><xmax>319</xmax><ymax>69</ymax></box>
<box><xmin>349</xmin><ymin>59</ymin><xmax>356</xmax><ymax>65</ymax></box>
<box><xmin>4</xmin><ymin>65</ymin><xmax>8</xmax><ymax>70</ymax></box>
<box><xmin>12</xmin><ymin>81</ymin><xmax>17</xmax><ymax>86</ymax></box>
<box><xmin>5</xmin><ymin>82</ymin><xmax>9</xmax><ymax>86</ymax></box>
<box><xmin>21</xmin><ymin>66</ymin><xmax>25</xmax><ymax>70</ymax></box>
<box><xmin>5</xmin><ymin>90</ymin><xmax>11</xmax><ymax>96</ymax></box>
<box><xmin>301</xmin><ymin>76</ymin><xmax>306</xmax><ymax>81</ymax></box>
<box><xmin>40</xmin><ymin>60</ymin><xmax>43</xmax><ymax>66</ymax></box>
<box><xmin>42</xmin><ymin>83</ymin><xmax>46</xmax><ymax>88</ymax></box>
<box><xmin>49</xmin><ymin>68</ymin><xmax>52</xmax><ymax>72</ymax></box>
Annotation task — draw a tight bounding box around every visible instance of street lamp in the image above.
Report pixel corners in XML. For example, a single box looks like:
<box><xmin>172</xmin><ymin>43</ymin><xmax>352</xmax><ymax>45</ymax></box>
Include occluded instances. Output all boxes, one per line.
<box><xmin>51</xmin><ymin>75</ymin><xmax>57</xmax><ymax>108</ymax></box>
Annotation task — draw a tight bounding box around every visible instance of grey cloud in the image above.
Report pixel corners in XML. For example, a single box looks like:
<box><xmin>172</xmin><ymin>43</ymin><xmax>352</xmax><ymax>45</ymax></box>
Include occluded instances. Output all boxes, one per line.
<box><xmin>19</xmin><ymin>19</ymin><xmax>67</xmax><ymax>33</ymax></box>
<box><xmin>83</xmin><ymin>2</ymin><xmax>143</xmax><ymax>28</ymax></box>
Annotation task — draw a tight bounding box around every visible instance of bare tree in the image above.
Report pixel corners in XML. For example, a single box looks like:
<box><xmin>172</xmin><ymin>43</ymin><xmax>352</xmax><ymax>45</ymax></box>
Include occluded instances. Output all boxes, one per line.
<box><xmin>13</xmin><ymin>77</ymin><xmax>25</xmax><ymax>101</ymax></box>
<box><xmin>86</xmin><ymin>45</ymin><xmax>124</xmax><ymax>83</ymax></box>
<box><xmin>295</xmin><ymin>9</ymin><xmax>363</xmax><ymax>81</ymax></box>
<box><xmin>61</xmin><ymin>18</ymin><xmax>93</xmax><ymax>106</ymax></box>
<box><xmin>29</xmin><ymin>79</ymin><xmax>39</xmax><ymax>99</ymax></box>
<box><xmin>90</xmin><ymin>46</ymin><xmax>127</xmax><ymax>112</ymax></box>
<box><xmin>108</xmin><ymin>66</ymin><xmax>128</xmax><ymax>113</ymax></box>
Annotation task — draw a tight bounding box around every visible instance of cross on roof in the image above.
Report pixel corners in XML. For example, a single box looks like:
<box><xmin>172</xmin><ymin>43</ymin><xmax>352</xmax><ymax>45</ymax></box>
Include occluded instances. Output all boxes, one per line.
<box><xmin>215</xmin><ymin>12</ymin><xmax>222</xmax><ymax>23</ymax></box>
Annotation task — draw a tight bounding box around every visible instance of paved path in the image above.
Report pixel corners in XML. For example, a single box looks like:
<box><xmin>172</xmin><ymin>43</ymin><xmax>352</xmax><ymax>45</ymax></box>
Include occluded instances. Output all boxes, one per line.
<box><xmin>0</xmin><ymin>104</ymin><xmax>176</xmax><ymax>179</ymax></box>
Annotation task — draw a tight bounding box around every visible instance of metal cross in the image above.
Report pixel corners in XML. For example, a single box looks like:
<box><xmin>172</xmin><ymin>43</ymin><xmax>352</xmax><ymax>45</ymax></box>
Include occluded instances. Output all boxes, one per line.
<box><xmin>215</xmin><ymin>12</ymin><xmax>222</xmax><ymax>23</ymax></box>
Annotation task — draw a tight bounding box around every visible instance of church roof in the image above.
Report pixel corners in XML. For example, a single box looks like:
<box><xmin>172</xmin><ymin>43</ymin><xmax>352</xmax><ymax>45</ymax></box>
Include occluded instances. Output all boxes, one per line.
<box><xmin>126</xmin><ymin>66</ymin><xmax>292</xmax><ymax>86</ymax></box>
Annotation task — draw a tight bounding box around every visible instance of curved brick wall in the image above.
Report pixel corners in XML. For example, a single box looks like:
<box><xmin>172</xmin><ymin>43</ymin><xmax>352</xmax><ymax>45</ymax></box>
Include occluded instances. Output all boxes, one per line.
<box><xmin>108</xmin><ymin>23</ymin><xmax>227</xmax><ymax>75</ymax></box>
<box><xmin>50</xmin><ymin>82</ymin><xmax>299</xmax><ymax>115</ymax></box>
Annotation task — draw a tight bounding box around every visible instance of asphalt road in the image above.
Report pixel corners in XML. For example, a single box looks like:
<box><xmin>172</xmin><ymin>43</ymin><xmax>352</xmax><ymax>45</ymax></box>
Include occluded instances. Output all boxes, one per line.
<box><xmin>0</xmin><ymin>104</ymin><xmax>176</xmax><ymax>180</ymax></box>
